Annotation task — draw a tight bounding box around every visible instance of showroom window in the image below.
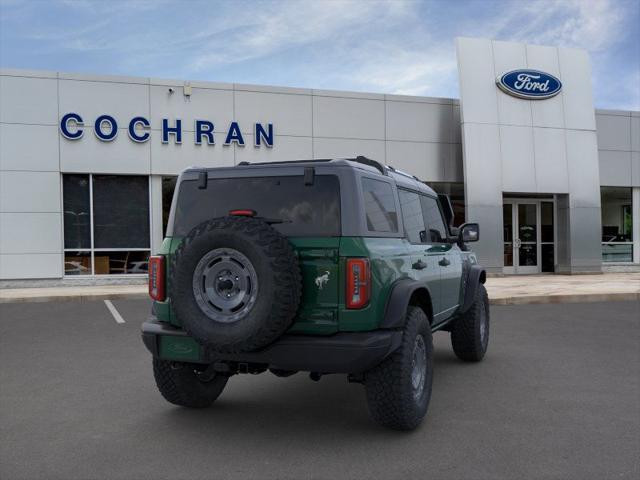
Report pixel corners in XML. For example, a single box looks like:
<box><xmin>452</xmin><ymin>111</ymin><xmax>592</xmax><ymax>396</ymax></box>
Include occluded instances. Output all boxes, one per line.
<box><xmin>63</xmin><ymin>174</ymin><xmax>150</xmax><ymax>275</ymax></box>
<box><xmin>600</xmin><ymin>187</ymin><xmax>633</xmax><ymax>263</ymax></box>
<box><xmin>162</xmin><ymin>176</ymin><xmax>177</xmax><ymax>236</ymax></box>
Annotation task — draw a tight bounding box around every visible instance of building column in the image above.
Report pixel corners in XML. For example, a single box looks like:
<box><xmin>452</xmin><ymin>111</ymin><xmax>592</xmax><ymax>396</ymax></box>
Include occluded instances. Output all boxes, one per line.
<box><xmin>555</xmin><ymin>195</ymin><xmax>570</xmax><ymax>272</ymax></box>
<box><xmin>461</xmin><ymin>122</ymin><xmax>504</xmax><ymax>274</ymax></box>
<box><xmin>149</xmin><ymin>175</ymin><xmax>164</xmax><ymax>255</ymax></box>
<box><xmin>556</xmin><ymin>194</ymin><xmax>602</xmax><ymax>274</ymax></box>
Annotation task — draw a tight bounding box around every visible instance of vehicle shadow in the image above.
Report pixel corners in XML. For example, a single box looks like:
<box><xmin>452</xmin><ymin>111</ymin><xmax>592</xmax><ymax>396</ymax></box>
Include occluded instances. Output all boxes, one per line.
<box><xmin>142</xmin><ymin>341</ymin><xmax>467</xmax><ymax>444</ymax></box>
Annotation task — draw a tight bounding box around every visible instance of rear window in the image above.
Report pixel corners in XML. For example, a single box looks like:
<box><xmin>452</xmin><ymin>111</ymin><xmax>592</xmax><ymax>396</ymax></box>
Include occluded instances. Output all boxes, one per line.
<box><xmin>171</xmin><ymin>175</ymin><xmax>341</xmax><ymax>237</ymax></box>
<box><xmin>362</xmin><ymin>177</ymin><xmax>398</xmax><ymax>233</ymax></box>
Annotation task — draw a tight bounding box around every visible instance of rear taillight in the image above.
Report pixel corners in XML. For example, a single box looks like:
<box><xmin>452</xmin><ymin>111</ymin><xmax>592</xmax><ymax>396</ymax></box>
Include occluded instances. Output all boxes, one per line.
<box><xmin>149</xmin><ymin>256</ymin><xmax>165</xmax><ymax>301</ymax></box>
<box><xmin>346</xmin><ymin>258</ymin><xmax>370</xmax><ymax>309</ymax></box>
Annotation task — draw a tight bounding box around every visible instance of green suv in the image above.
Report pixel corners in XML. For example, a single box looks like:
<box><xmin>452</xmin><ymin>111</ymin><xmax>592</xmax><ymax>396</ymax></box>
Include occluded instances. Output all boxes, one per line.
<box><xmin>142</xmin><ymin>156</ymin><xmax>488</xmax><ymax>430</ymax></box>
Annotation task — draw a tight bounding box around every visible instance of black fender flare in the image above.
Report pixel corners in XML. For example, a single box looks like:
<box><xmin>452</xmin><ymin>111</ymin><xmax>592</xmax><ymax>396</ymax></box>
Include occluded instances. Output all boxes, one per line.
<box><xmin>461</xmin><ymin>265</ymin><xmax>486</xmax><ymax>313</ymax></box>
<box><xmin>380</xmin><ymin>279</ymin><xmax>433</xmax><ymax>329</ymax></box>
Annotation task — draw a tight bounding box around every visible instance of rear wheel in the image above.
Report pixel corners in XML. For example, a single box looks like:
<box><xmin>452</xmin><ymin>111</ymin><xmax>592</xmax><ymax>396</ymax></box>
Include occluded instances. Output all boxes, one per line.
<box><xmin>364</xmin><ymin>306</ymin><xmax>433</xmax><ymax>430</ymax></box>
<box><xmin>152</xmin><ymin>359</ymin><xmax>228</xmax><ymax>408</ymax></box>
<box><xmin>450</xmin><ymin>283</ymin><xmax>490</xmax><ymax>362</ymax></box>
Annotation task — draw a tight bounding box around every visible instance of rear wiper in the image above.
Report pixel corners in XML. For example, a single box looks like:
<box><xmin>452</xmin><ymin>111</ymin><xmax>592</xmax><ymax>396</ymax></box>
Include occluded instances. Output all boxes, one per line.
<box><xmin>256</xmin><ymin>217</ymin><xmax>292</xmax><ymax>225</ymax></box>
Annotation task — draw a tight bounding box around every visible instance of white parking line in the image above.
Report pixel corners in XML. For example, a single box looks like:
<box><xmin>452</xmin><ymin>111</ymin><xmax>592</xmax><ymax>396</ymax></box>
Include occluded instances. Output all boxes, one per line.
<box><xmin>104</xmin><ymin>300</ymin><xmax>125</xmax><ymax>324</ymax></box>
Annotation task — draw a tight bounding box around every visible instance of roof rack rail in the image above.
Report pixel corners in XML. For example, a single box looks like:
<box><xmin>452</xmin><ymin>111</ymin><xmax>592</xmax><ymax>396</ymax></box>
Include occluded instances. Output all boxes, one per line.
<box><xmin>232</xmin><ymin>157</ymin><xmax>386</xmax><ymax>175</ymax></box>
<box><xmin>350</xmin><ymin>156</ymin><xmax>387</xmax><ymax>175</ymax></box>
<box><xmin>387</xmin><ymin>165</ymin><xmax>420</xmax><ymax>181</ymax></box>
<box><xmin>234</xmin><ymin>159</ymin><xmax>333</xmax><ymax>167</ymax></box>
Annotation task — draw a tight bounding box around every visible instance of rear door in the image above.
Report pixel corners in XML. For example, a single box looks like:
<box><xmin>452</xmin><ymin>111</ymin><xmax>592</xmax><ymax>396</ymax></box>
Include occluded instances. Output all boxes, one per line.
<box><xmin>420</xmin><ymin>195</ymin><xmax>462</xmax><ymax>320</ymax></box>
<box><xmin>398</xmin><ymin>189</ymin><xmax>442</xmax><ymax>316</ymax></box>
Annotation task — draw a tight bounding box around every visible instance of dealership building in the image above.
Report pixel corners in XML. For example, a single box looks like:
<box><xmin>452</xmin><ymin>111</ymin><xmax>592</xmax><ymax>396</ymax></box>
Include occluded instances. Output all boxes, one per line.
<box><xmin>0</xmin><ymin>37</ymin><xmax>639</xmax><ymax>284</ymax></box>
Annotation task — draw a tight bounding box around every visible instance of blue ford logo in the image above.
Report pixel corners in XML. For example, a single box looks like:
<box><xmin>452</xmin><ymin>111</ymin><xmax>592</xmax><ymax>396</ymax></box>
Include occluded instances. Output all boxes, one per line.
<box><xmin>496</xmin><ymin>69</ymin><xmax>562</xmax><ymax>99</ymax></box>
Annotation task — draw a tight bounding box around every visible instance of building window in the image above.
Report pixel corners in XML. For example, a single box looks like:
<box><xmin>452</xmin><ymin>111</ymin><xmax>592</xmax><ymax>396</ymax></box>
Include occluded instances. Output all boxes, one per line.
<box><xmin>162</xmin><ymin>176</ymin><xmax>177</xmax><ymax>236</ymax></box>
<box><xmin>540</xmin><ymin>201</ymin><xmax>555</xmax><ymax>272</ymax></box>
<box><xmin>63</xmin><ymin>174</ymin><xmax>150</xmax><ymax>275</ymax></box>
<box><xmin>601</xmin><ymin>187</ymin><xmax>633</xmax><ymax>263</ymax></box>
<box><xmin>426</xmin><ymin>182</ymin><xmax>465</xmax><ymax>227</ymax></box>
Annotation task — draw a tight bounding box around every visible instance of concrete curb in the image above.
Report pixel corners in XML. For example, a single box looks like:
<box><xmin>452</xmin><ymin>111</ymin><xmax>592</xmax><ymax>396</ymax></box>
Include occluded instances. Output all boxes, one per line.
<box><xmin>489</xmin><ymin>292</ymin><xmax>640</xmax><ymax>305</ymax></box>
<box><xmin>1</xmin><ymin>291</ymin><xmax>638</xmax><ymax>305</ymax></box>
<box><xmin>0</xmin><ymin>292</ymin><xmax>149</xmax><ymax>304</ymax></box>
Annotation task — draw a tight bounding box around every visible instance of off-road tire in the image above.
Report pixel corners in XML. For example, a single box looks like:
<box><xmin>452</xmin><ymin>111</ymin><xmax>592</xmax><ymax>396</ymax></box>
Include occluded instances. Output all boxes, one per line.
<box><xmin>364</xmin><ymin>306</ymin><xmax>433</xmax><ymax>430</ymax></box>
<box><xmin>451</xmin><ymin>283</ymin><xmax>489</xmax><ymax>362</ymax></box>
<box><xmin>152</xmin><ymin>359</ymin><xmax>228</xmax><ymax>408</ymax></box>
<box><xmin>169</xmin><ymin>216</ymin><xmax>302</xmax><ymax>353</ymax></box>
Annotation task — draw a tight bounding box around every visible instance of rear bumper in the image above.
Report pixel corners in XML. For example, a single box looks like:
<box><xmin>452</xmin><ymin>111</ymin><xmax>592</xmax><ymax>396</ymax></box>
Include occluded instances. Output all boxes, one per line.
<box><xmin>141</xmin><ymin>320</ymin><xmax>402</xmax><ymax>374</ymax></box>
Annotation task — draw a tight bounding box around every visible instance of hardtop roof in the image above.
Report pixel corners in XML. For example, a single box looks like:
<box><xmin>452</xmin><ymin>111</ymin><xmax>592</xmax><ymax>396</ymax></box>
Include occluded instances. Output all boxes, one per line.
<box><xmin>183</xmin><ymin>157</ymin><xmax>437</xmax><ymax>196</ymax></box>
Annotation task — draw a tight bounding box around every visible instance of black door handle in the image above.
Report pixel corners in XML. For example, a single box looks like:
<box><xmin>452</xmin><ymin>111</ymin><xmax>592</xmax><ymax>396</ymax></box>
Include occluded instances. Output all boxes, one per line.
<box><xmin>412</xmin><ymin>260</ymin><xmax>427</xmax><ymax>270</ymax></box>
<box><xmin>439</xmin><ymin>257</ymin><xmax>451</xmax><ymax>267</ymax></box>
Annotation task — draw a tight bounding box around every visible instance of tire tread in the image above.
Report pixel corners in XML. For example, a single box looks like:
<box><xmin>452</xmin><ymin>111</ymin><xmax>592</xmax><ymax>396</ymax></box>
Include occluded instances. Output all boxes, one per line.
<box><xmin>451</xmin><ymin>283</ymin><xmax>489</xmax><ymax>362</ymax></box>
<box><xmin>365</xmin><ymin>306</ymin><xmax>433</xmax><ymax>430</ymax></box>
<box><xmin>153</xmin><ymin>358</ymin><xmax>228</xmax><ymax>408</ymax></box>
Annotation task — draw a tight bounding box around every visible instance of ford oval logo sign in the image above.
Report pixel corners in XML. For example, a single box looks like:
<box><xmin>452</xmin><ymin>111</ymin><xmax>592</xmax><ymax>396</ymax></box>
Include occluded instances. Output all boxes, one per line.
<box><xmin>496</xmin><ymin>69</ymin><xmax>562</xmax><ymax>100</ymax></box>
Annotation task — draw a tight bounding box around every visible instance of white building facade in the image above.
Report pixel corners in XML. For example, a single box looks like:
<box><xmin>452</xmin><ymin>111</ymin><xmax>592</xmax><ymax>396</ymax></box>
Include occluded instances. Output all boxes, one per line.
<box><xmin>0</xmin><ymin>37</ymin><xmax>638</xmax><ymax>284</ymax></box>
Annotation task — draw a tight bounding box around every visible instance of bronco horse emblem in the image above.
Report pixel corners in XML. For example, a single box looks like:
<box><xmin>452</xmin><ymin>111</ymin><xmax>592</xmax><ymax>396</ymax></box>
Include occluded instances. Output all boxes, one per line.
<box><xmin>315</xmin><ymin>271</ymin><xmax>330</xmax><ymax>290</ymax></box>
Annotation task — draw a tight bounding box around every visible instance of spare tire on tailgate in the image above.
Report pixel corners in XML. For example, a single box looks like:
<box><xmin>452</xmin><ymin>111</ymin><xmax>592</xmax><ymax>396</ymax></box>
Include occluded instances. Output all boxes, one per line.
<box><xmin>169</xmin><ymin>216</ymin><xmax>302</xmax><ymax>353</ymax></box>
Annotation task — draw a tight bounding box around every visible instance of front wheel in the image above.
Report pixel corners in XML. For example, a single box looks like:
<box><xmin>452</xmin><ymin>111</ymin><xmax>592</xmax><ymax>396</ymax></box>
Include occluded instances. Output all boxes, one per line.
<box><xmin>364</xmin><ymin>306</ymin><xmax>433</xmax><ymax>430</ymax></box>
<box><xmin>152</xmin><ymin>359</ymin><xmax>228</xmax><ymax>408</ymax></box>
<box><xmin>450</xmin><ymin>283</ymin><xmax>490</xmax><ymax>362</ymax></box>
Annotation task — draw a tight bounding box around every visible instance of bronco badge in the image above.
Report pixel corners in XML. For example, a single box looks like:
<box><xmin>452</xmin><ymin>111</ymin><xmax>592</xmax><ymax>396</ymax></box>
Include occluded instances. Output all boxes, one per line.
<box><xmin>315</xmin><ymin>271</ymin><xmax>330</xmax><ymax>290</ymax></box>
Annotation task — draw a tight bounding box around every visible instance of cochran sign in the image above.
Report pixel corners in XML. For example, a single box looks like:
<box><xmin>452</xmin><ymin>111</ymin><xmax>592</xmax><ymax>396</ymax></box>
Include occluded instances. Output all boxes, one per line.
<box><xmin>496</xmin><ymin>69</ymin><xmax>562</xmax><ymax>100</ymax></box>
<box><xmin>59</xmin><ymin>113</ymin><xmax>274</xmax><ymax>147</ymax></box>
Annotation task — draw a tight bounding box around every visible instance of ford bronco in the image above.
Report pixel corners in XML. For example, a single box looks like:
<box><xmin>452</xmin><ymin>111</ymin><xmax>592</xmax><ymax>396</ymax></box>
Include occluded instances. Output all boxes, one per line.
<box><xmin>142</xmin><ymin>156</ymin><xmax>488</xmax><ymax>430</ymax></box>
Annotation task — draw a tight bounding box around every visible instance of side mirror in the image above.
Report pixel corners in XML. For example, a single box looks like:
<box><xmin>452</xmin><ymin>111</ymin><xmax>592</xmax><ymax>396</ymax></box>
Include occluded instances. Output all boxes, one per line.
<box><xmin>458</xmin><ymin>223</ymin><xmax>479</xmax><ymax>246</ymax></box>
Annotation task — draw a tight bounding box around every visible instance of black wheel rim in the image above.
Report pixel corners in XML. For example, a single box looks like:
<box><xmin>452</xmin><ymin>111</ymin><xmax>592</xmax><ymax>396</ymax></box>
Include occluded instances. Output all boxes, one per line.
<box><xmin>192</xmin><ymin>248</ymin><xmax>259</xmax><ymax>323</ymax></box>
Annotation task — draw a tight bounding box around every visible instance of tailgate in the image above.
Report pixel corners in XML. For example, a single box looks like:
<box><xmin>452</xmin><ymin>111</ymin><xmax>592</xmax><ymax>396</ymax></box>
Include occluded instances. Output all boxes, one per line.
<box><xmin>287</xmin><ymin>237</ymin><xmax>340</xmax><ymax>335</ymax></box>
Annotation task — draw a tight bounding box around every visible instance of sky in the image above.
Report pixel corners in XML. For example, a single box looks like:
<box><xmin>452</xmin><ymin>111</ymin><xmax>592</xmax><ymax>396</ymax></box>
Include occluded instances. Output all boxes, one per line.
<box><xmin>1</xmin><ymin>0</ymin><xmax>638</xmax><ymax>110</ymax></box>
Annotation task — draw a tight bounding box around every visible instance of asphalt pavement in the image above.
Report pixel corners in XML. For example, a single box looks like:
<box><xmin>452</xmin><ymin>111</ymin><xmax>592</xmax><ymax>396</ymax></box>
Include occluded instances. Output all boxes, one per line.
<box><xmin>0</xmin><ymin>300</ymin><xmax>638</xmax><ymax>480</ymax></box>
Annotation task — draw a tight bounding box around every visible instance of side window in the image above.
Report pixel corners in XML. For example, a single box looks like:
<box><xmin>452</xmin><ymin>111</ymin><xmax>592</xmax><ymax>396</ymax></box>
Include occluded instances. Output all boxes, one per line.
<box><xmin>399</xmin><ymin>189</ymin><xmax>426</xmax><ymax>243</ymax></box>
<box><xmin>361</xmin><ymin>178</ymin><xmax>398</xmax><ymax>233</ymax></box>
<box><xmin>420</xmin><ymin>195</ymin><xmax>447</xmax><ymax>243</ymax></box>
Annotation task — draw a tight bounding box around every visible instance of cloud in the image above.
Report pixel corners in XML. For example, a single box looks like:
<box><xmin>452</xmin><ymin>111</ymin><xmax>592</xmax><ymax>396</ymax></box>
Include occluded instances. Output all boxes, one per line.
<box><xmin>187</xmin><ymin>1</ymin><xmax>413</xmax><ymax>72</ymax></box>
<box><xmin>179</xmin><ymin>0</ymin><xmax>461</xmax><ymax>98</ymax></box>
<box><xmin>332</xmin><ymin>44</ymin><xmax>458</xmax><ymax>97</ymax></box>
<box><xmin>490</xmin><ymin>0</ymin><xmax>626</xmax><ymax>51</ymax></box>
<box><xmin>1</xmin><ymin>0</ymin><xmax>637</xmax><ymax>108</ymax></box>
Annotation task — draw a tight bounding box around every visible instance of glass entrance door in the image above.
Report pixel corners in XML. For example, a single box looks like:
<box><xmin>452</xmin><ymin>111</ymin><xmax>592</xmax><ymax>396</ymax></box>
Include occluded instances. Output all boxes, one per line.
<box><xmin>516</xmin><ymin>203</ymin><xmax>539</xmax><ymax>274</ymax></box>
<box><xmin>503</xmin><ymin>200</ymin><xmax>555</xmax><ymax>274</ymax></box>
